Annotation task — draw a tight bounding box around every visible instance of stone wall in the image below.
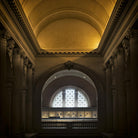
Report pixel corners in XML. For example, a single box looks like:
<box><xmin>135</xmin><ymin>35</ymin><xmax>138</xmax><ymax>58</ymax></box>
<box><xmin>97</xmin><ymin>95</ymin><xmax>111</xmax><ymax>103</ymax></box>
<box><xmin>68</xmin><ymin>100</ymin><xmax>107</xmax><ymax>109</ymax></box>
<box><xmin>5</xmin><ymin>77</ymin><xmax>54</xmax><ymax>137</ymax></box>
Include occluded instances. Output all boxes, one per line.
<box><xmin>0</xmin><ymin>24</ymin><xmax>35</xmax><ymax>136</ymax></box>
<box><xmin>104</xmin><ymin>27</ymin><xmax>138</xmax><ymax>136</ymax></box>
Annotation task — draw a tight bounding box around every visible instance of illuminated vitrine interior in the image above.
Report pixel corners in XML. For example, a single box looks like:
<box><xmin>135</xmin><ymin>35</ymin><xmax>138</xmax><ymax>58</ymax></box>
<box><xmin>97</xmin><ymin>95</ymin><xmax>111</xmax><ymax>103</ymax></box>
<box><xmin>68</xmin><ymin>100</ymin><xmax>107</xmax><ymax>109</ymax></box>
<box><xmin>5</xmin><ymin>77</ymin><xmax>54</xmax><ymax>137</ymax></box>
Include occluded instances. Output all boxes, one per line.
<box><xmin>42</xmin><ymin>108</ymin><xmax>97</xmax><ymax>119</ymax></box>
<box><xmin>41</xmin><ymin>87</ymin><xmax>98</xmax><ymax>120</ymax></box>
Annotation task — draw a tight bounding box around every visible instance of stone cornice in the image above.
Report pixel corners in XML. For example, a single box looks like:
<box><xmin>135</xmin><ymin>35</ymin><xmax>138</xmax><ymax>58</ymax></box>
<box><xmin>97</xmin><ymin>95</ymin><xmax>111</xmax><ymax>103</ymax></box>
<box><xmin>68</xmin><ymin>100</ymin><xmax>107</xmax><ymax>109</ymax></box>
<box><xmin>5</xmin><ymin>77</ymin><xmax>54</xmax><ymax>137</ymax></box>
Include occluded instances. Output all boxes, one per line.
<box><xmin>98</xmin><ymin>0</ymin><xmax>129</xmax><ymax>53</ymax></box>
<box><xmin>37</xmin><ymin>50</ymin><xmax>101</xmax><ymax>57</ymax></box>
<box><xmin>6</xmin><ymin>0</ymin><xmax>40</xmax><ymax>53</ymax></box>
<box><xmin>98</xmin><ymin>0</ymin><xmax>137</xmax><ymax>63</ymax></box>
<box><xmin>0</xmin><ymin>0</ymin><xmax>36</xmax><ymax>64</ymax></box>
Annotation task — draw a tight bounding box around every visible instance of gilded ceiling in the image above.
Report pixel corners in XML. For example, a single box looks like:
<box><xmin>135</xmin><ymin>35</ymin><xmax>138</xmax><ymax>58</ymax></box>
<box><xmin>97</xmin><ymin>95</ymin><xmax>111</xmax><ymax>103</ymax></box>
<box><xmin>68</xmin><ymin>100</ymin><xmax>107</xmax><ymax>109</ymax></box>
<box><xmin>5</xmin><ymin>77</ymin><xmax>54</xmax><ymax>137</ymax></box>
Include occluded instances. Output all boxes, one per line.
<box><xmin>19</xmin><ymin>0</ymin><xmax>116</xmax><ymax>52</ymax></box>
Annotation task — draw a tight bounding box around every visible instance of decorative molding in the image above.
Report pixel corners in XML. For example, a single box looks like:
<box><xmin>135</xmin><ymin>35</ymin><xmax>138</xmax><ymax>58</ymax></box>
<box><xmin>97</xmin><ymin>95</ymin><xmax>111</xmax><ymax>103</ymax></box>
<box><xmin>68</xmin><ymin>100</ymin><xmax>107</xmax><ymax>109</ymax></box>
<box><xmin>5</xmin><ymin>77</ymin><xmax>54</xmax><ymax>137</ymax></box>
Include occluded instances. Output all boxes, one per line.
<box><xmin>129</xmin><ymin>29</ymin><xmax>138</xmax><ymax>38</ymax></box>
<box><xmin>3</xmin><ymin>0</ymin><xmax>103</xmax><ymax>57</ymax></box>
<box><xmin>117</xmin><ymin>45</ymin><xmax>124</xmax><ymax>55</ymax></box>
<box><xmin>99</xmin><ymin>0</ymin><xmax>129</xmax><ymax>54</ymax></box>
<box><xmin>122</xmin><ymin>38</ymin><xmax>130</xmax><ymax>64</ymax></box>
<box><xmin>0</xmin><ymin>30</ymin><xmax>11</xmax><ymax>39</ymax></box>
<box><xmin>13</xmin><ymin>45</ymin><xmax>20</xmax><ymax>55</ymax></box>
<box><xmin>102</xmin><ymin>0</ymin><xmax>137</xmax><ymax>63</ymax></box>
<box><xmin>27</xmin><ymin>62</ymin><xmax>33</xmax><ymax>69</ymax></box>
<box><xmin>64</xmin><ymin>61</ymin><xmax>74</xmax><ymax>70</ymax></box>
<box><xmin>37</xmin><ymin>50</ymin><xmax>101</xmax><ymax>57</ymax></box>
<box><xmin>0</xmin><ymin>0</ymin><xmax>37</xmax><ymax>64</ymax></box>
<box><xmin>125</xmin><ymin>28</ymin><xmax>138</xmax><ymax>39</ymax></box>
<box><xmin>104</xmin><ymin>61</ymin><xmax>111</xmax><ymax>71</ymax></box>
<box><xmin>7</xmin><ymin>39</ymin><xmax>15</xmax><ymax>69</ymax></box>
<box><xmin>23</xmin><ymin>56</ymin><xmax>29</xmax><ymax>67</ymax></box>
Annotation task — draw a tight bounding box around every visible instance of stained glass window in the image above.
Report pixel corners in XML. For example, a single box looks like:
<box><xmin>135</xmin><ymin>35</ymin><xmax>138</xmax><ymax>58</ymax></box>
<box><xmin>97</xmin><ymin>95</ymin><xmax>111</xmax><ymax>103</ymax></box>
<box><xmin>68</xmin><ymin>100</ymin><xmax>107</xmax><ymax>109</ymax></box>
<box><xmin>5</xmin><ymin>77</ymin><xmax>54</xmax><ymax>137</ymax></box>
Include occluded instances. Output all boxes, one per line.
<box><xmin>51</xmin><ymin>87</ymin><xmax>89</xmax><ymax>108</ymax></box>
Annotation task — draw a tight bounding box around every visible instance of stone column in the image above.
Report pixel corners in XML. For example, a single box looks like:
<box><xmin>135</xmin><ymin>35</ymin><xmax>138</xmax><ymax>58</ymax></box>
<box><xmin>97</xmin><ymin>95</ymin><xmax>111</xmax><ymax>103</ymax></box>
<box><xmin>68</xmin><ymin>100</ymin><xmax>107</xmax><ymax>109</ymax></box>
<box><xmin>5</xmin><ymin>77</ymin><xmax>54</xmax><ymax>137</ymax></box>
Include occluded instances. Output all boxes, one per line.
<box><xmin>20</xmin><ymin>54</ymin><xmax>28</xmax><ymax>133</ymax></box>
<box><xmin>12</xmin><ymin>47</ymin><xmax>28</xmax><ymax>135</ymax></box>
<box><xmin>122</xmin><ymin>38</ymin><xmax>131</xmax><ymax>134</ymax></box>
<box><xmin>110</xmin><ymin>54</ymin><xmax>119</xmax><ymax>133</ymax></box>
<box><xmin>0</xmin><ymin>30</ymin><xmax>10</xmax><ymax>85</ymax></box>
<box><xmin>6</xmin><ymin>39</ymin><xmax>15</xmax><ymax>136</ymax></box>
<box><xmin>116</xmin><ymin>45</ymin><xmax>127</xmax><ymax>135</ymax></box>
<box><xmin>6</xmin><ymin>77</ymin><xmax>14</xmax><ymax>136</ymax></box>
<box><xmin>7</xmin><ymin>39</ymin><xmax>15</xmax><ymax>69</ymax></box>
<box><xmin>12</xmin><ymin>46</ymin><xmax>22</xmax><ymax>134</ymax></box>
<box><xmin>0</xmin><ymin>30</ymin><xmax>11</xmax><ymax>135</ymax></box>
<box><xmin>26</xmin><ymin>62</ymin><xmax>33</xmax><ymax>132</ymax></box>
<box><xmin>129</xmin><ymin>29</ymin><xmax>138</xmax><ymax>136</ymax></box>
<box><xmin>105</xmin><ymin>61</ymin><xmax>113</xmax><ymax>132</ymax></box>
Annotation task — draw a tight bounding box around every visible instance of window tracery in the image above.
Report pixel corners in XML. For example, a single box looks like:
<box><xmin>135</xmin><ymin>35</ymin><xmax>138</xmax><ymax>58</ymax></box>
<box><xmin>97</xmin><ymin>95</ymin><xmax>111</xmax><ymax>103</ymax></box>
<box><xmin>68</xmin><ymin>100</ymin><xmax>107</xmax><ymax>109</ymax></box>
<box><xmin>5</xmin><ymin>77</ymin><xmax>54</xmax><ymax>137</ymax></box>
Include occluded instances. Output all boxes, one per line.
<box><xmin>51</xmin><ymin>87</ymin><xmax>89</xmax><ymax>108</ymax></box>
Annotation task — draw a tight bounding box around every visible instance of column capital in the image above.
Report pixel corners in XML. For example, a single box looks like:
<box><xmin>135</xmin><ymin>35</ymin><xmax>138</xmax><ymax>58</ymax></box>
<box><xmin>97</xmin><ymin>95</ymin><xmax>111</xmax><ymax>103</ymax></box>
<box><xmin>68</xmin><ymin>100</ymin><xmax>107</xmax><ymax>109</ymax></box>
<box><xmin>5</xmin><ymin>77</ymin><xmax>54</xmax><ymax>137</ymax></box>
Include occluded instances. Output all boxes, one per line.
<box><xmin>126</xmin><ymin>28</ymin><xmax>138</xmax><ymax>39</ymax></box>
<box><xmin>105</xmin><ymin>56</ymin><xmax>116</xmax><ymax>72</ymax></box>
<box><xmin>105</xmin><ymin>58</ymin><xmax>113</xmax><ymax>71</ymax></box>
<box><xmin>7</xmin><ymin>39</ymin><xmax>16</xmax><ymax>69</ymax></box>
<box><xmin>13</xmin><ymin>46</ymin><xmax>20</xmax><ymax>55</ymax></box>
<box><xmin>117</xmin><ymin>45</ymin><xmax>124</xmax><ymax>55</ymax></box>
<box><xmin>122</xmin><ymin>38</ymin><xmax>130</xmax><ymax>64</ymax></box>
<box><xmin>24</xmin><ymin>57</ymin><xmax>29</xmax><ymax>67</ymax></box>
<box><xmin>32</xmin><ymin>66</ymin><xmax>35</xmax><ymax>75</ymax></box>
<box><xmin>0</xmin><ymin>30</ymin><xmax>11</xmax><ymax>40</ymax></box>
<box><xmin>28</xmin><ymin>62</ymin><xmax>33</xmax><ymax>69</ymax></box>
<box><xmin>7</xmin><ymin>39</ymin><xmax>15</xmax><ymax>48</ymax></box>
<box><xmin>130</xmin><ymin>29</ymin><xmax>138</xmax><ymax>38</ymax></box>
<box><xmin>109</xmin><ymin>57</ymin><xmax>114</xmax><ymax>68</ymax></box>
<box><xmin>20</xmin><ymin>49</ymin><xmax>26</xmax><ymax>58</ymax></box>
<box><xmin>122</xmin><ymin>38</ymin><xmax>129</xmax><ymax>49</ymax></box>
<box><xmin>7</xmin><ymin>39</ymin><xmax>15</xmax><ymax>53</ymax></box>
<box><xmin>105</xmin><ymin>62</ymin><xmax>110</xmax><ymax>70</ymax></box>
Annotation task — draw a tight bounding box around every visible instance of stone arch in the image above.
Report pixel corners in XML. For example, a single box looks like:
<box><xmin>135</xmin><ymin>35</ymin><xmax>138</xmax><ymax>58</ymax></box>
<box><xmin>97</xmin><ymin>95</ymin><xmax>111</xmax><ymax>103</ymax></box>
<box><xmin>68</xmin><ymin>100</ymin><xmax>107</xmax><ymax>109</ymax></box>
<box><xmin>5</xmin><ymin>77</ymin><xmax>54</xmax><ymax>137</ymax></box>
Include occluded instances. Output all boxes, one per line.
<box><xmin>33</xmin><ymin>61</ymin><xmax>105</xmax><ymax>130</ymax></box>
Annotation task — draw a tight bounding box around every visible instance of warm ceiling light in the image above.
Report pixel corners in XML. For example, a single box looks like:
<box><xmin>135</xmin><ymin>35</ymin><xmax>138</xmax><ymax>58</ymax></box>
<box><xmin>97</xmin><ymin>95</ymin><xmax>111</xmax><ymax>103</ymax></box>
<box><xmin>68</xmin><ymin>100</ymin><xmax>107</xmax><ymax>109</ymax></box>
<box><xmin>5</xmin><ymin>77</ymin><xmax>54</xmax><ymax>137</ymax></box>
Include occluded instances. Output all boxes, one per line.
<box><xmin>19</xmin><ymin>0</ymin><xmax>116</xmax><ymax>53</ymax></box>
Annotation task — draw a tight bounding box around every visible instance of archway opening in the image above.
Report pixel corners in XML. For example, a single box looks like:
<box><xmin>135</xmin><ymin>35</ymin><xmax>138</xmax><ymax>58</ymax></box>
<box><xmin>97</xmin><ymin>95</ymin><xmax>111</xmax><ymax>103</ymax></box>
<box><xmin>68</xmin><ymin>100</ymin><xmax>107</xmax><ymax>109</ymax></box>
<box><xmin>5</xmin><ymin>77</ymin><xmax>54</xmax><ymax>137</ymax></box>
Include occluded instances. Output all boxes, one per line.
<box><xmin>41</xmin><ymin>69</ymin><xmax>98</xmax><ymax>129</ymax></box>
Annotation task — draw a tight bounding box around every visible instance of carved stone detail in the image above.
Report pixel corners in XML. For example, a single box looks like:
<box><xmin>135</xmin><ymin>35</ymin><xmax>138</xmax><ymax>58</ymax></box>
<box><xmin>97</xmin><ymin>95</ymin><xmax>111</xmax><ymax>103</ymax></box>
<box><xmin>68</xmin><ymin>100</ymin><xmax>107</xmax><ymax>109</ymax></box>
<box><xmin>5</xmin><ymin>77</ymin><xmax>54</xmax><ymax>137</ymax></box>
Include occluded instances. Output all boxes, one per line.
<box><xmin>126</xmin><ymin>28</ymin><xmax>138</xmax><ymax>39</ymax></box>
<box><xmin>0</xmin><ymin>30</ymin><xmax>11</xmax><ymax>40</ymax></box>
<box><xmin>122</xmin><ymin>38</ymin><xmax>130</xmax><ymax>64</ymax></box>
<box><xmin>117</xmin><ymin>45</ymin><xmax>124</xmax><ymax>55</ymax></box>
<box><xmin>64</xmin><ymin>61</ymin><xmax>74</xmax><ymax>70</ymax></box>
<box><xmin>28</xmin><ymin>62</ymin><xmax>33</xmax><ymax>69</ymax></box>
<box><xmin>13</xmin><ymin>46</ymin><xmax>20</xmax><ymax>55</ymax></box>
<box><xmin>7</xmin><ymin>39</ymin><xmax>15</xmax><ymax>69</ymax></box>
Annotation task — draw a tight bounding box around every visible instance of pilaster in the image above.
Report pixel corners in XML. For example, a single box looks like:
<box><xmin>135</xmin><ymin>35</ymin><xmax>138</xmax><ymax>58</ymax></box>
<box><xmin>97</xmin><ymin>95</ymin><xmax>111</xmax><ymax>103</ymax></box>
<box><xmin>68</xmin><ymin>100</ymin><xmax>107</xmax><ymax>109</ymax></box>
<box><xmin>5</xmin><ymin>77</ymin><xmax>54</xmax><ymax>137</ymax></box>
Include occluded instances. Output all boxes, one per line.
<box><xmin>0</xmin><ymin>30</ymin><xmax>11</xmax><ymax>136</ymax></box>
<box><xmin>129</xmin><ymin>29</ymin><xmax>138</xmax><ymax>136</ymax></box>
<box><xmin>105</xmin><ymin>61</ymin><xmax>113</xmax><ymax>132</ymax></box>
<box><xmin>12</xmin><ymin>46</ymin><xmax>22</xmax><ymax>134</ymax></box>
<box><xmin>116</xmin><ymin>45</ymin><xmax>127</xmax><ymax>135</ymax></box>
<box><xmin>122</xmin><ymin>37</ymin><xmax>131</xmax><ymax>135</ymax></box>
<box><xmin>110</xmin><ymin>53</ymin><xmax>119</xmax><ymax>133</ymax></box>
<box><xmin>26</xmin><ymin>62</ymin><xmax>33</xmax><ymax>132</ymax></box>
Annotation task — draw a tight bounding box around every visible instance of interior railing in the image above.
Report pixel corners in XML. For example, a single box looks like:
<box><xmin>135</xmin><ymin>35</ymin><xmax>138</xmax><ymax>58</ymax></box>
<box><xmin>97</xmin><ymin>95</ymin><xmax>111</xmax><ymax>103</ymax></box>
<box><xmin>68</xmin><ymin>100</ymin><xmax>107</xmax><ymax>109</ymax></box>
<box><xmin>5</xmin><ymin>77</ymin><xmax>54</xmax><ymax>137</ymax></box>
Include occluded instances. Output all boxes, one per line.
<box><xmin>41</xmin><ymin>108</ymin><xmax>98</xmax><ymax>129</ymax></box>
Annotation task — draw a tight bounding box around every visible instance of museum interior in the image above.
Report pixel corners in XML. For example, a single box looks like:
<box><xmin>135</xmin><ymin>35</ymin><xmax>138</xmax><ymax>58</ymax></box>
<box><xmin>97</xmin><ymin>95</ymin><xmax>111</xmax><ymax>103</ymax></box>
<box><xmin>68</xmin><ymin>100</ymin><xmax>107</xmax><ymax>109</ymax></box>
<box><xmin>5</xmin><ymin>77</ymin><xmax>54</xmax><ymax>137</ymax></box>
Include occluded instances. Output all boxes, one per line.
<box><xmin>0</xmin><ymin>0</ymin><xmax>137</xmax><ymax>137</ymax></box>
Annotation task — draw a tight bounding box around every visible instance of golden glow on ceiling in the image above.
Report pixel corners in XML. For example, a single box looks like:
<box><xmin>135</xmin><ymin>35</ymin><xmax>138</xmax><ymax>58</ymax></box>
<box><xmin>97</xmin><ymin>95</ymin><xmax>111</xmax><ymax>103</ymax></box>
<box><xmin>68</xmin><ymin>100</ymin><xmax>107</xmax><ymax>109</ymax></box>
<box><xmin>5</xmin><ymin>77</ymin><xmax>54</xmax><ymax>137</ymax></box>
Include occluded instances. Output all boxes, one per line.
<box><xmin>20</xmin><ymin>0</ymin><xmax>116</xmax><ymax>52</ymax></box>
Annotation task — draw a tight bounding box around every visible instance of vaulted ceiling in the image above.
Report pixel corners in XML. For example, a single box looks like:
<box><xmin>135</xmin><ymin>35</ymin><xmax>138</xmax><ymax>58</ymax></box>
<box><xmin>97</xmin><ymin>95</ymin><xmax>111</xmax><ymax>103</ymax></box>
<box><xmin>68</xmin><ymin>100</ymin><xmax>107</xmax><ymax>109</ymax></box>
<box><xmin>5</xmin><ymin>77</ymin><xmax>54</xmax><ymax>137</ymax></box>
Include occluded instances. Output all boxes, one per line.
<box><xmin>19</xmin><ymin>0</ymin><xmax>116</xmax><ymax>52</ymax></box>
